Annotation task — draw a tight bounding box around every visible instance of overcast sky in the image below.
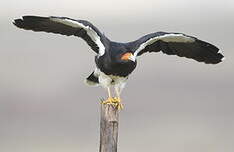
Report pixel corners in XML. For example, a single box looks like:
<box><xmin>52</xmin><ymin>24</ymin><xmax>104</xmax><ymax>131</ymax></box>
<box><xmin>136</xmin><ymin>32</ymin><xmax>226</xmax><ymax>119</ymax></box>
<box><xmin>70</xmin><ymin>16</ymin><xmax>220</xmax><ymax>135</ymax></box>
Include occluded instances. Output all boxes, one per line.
<box><xmin>1</xmin><ymin>0</ymin><xmax>234</xmax><ymax>152</ymax></box>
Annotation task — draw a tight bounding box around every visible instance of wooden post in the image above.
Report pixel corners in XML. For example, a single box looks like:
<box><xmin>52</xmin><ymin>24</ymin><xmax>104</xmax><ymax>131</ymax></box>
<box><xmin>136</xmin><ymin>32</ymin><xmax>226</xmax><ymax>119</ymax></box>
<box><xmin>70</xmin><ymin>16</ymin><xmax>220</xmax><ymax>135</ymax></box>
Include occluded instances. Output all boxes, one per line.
<box><xmin>99</xmin><ymin>103</ymin><xmax>119</xmax><ymax>152</ymax></box>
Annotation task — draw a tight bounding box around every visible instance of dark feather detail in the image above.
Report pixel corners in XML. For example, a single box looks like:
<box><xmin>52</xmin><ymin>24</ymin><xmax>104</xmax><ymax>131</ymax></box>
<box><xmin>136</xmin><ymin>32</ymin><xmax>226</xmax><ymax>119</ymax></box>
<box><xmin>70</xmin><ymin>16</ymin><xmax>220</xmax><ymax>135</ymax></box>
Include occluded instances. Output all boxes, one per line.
<box><xmin>86</xmin><ymin>72</ymin><xmax>99</xmax><ymax>85</ymax></box>
<box><xmin>130</xmin><ymin>32</ymin><xmax>224</xmax><ymax>64</ymax></box>
<box><xmin>13</xmin><ymin>16</ymin><xmax>107</xmax><ymax>54</ymax></box>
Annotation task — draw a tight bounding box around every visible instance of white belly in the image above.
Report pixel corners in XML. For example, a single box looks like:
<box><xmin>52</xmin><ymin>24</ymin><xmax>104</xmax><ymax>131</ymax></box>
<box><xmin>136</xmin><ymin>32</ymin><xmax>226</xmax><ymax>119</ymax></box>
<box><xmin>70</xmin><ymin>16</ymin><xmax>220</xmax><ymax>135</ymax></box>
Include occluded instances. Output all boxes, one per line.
<box><xmin>95</xmin><ymin>68</ymin><xmax>127</xmax><ymax>88</ymax></box>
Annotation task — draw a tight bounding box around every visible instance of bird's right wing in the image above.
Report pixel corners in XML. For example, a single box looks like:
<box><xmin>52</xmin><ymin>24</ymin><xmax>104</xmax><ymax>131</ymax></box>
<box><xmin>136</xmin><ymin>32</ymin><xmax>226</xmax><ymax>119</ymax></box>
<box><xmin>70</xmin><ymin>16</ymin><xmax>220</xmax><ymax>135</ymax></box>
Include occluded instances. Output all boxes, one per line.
<box><xmin>13</xmin><ymin>16</ymin><xmax>108</xmax><ymax>56</ymax></box>
<box><xmin>129</xmin><ymin>32</ymin><xmax>224</xmax><ymax>64</ymax></box>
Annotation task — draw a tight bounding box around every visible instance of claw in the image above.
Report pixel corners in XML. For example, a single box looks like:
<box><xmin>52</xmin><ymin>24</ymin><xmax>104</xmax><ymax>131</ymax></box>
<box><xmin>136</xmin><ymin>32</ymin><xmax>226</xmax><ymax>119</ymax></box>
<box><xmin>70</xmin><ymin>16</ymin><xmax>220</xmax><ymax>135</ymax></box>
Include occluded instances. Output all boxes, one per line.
<box><xmin>101</xmin><ymin>97</ymin><xmax>114</xmax><ymax>104</ymax></box>
<box><xmin>101</xmin><ymin>97</ymin><xmax>123</xmax><ymax>110</ymax></box>
<box><xmin>113</xmin><ymin>97</ymin><xmax>123</xmax><ymax>110</ymax></box>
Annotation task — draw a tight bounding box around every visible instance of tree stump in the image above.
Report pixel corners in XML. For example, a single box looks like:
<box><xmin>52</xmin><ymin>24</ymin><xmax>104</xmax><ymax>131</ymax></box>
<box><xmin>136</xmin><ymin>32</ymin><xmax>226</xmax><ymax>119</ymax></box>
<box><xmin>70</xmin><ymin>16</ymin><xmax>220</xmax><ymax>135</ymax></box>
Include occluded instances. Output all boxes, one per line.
<box><xmin>99</xmin><ymin>103</ymin><xmax>119</xmax><ymax>152</ymax></box>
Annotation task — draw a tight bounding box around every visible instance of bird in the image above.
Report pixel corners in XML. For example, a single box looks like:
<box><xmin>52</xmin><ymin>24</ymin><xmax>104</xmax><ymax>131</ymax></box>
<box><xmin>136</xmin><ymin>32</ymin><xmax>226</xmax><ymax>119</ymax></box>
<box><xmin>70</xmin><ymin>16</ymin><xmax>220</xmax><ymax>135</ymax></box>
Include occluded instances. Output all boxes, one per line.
<box><xmin>13</xmin><ymin>15</ymin><xmax>224</xmax><ymax>109</ymax></box>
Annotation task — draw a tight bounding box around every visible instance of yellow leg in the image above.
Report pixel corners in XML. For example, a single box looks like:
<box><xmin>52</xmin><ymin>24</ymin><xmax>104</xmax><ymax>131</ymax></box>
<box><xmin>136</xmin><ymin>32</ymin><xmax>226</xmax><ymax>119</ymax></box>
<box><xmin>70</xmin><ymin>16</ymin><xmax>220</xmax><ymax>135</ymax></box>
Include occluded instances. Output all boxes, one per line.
<box><xmin>101</xmin><ymin>87</ymin><xmax>123</xmax><ymax>110</ymax></box>
<box><xmin>107</xmin><ymin>87</ymin><xmax>111</xmax><ymax>98</ymax></box>
<box><xmin>102</xmin><ymin>87</ymin><xmax>115</xmax><ymax>105</ymax></box>
<box><xmin>114</xmin><ymin>86</ymin><xmax>123</xmax><ymax>110</ymax></box>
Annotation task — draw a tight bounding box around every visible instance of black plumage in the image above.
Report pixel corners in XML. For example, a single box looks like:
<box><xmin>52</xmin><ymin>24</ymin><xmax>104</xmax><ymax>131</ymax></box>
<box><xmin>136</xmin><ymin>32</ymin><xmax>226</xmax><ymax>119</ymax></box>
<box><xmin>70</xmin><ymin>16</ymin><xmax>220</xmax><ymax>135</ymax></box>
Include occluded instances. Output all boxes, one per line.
<box><xmin>13</xmin><ymin>16</ymin><xmax>107</xmax><ymax>54</ymax></box>
<box><xmin>13</xmin><ymin>15</ymin><xmax>224</xmax><ymax>108</ymax></box>
<box><xmin>130</xmin><ymin>32</ymin><xmax>223</xmax><ymax>64</ymax></box>
<box><xmin>95</xmin><ymin>42</ymin><xmax>137</xmax><ymax>77</ymax></box>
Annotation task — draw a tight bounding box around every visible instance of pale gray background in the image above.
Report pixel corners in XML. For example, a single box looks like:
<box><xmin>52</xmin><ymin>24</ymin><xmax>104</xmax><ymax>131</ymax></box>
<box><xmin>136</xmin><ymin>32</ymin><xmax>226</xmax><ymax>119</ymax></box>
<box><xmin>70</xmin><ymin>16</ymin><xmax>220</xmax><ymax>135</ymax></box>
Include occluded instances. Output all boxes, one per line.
<box><xmin>1</xmin><ymin>0</ymin><xmax>234</xmax><ymax>152</ymax></box>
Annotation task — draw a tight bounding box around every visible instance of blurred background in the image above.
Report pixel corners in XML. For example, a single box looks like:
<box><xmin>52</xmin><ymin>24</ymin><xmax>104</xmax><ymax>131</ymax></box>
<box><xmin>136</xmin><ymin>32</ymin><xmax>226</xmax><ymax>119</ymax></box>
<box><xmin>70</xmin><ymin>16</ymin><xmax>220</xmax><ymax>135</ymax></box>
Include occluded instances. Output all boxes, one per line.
<box><xmin>1</xmin><ymin>0</ymin><xmax>234</xmax><ymax>151</ymax></box>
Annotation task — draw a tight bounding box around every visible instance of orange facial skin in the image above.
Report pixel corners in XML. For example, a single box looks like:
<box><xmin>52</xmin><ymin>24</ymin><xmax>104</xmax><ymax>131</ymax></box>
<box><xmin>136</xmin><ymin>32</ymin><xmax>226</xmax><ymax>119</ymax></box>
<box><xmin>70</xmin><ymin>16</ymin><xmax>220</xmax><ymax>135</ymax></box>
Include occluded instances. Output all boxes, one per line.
<box><xmin>121</xmin><ymin>52</ymin><xmax>133</xmax><ymax>61</ymax></box>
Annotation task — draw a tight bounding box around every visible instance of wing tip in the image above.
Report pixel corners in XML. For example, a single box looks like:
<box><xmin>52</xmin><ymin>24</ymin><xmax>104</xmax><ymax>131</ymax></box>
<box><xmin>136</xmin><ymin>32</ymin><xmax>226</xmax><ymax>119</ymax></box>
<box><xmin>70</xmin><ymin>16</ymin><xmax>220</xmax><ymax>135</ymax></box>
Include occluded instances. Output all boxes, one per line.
<box><xmin>12</xmin><ymin>18</ymin><xmax>24</xmax><ymax>28</ymax></box>
<box><xmin>206</xmin><ymin>53</ymin><xmax>225</xmax><ymax>64</ymax></box>
<box><xmin>218</xmin><ymin>50</ymin><xmax>225</xmax><ymax>63</ymax></box>
<box><xmin>200</xmin><ymin>41</ymin><xmax>225</xmax><ymax>64</ymax></box>
<box><xmin>12</xmin><ymin>16</ymin><xmax>30</xmax><ymax>28</ymax></box>
<box><xmin>218</xmin><ymin>52</ymin><xmax>225</xmax><ymax>63</ymax></box>
<box><xmin>12</xmin><ymin>15</ymin><xmax>49</xmax><ymax>30</ymax></box>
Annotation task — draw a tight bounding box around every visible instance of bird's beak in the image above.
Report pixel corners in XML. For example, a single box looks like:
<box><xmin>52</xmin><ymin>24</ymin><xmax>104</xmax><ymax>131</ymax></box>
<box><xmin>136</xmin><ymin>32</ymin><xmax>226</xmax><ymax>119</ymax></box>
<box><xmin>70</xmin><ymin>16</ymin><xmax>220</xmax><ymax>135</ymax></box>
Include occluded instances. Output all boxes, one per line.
<box><xmin>121</xmin><ymin>53</ymin><xmax>136</xmax><ymax>62</ymax></box>
<box><xmin>129</xmin><ymin>54</ymin><xmax>136</xmax><ymax>62</ymax></box>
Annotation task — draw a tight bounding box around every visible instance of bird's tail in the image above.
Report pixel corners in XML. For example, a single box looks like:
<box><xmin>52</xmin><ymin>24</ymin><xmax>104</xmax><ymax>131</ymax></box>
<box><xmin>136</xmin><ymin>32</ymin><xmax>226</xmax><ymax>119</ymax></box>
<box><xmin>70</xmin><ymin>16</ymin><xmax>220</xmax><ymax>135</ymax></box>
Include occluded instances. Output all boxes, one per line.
<box><xmin>85</xmin><ymin>71</ymin><xmax>99</xmax><ymax>86</ymax></box>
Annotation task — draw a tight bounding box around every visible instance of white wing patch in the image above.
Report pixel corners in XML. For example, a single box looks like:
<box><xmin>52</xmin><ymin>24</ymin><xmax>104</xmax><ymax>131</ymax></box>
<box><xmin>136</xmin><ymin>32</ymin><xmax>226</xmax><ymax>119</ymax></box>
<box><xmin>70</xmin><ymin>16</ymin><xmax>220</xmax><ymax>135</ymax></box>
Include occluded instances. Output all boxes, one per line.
<box><xmin>51</xmin><ymin>18</ymin><xmax>105</xmax><ymax>56</ymax></box>
<box><xmin>134</xmin><ymin>33</ymin><xmax>195</xmax><ymax>57</ymax></box>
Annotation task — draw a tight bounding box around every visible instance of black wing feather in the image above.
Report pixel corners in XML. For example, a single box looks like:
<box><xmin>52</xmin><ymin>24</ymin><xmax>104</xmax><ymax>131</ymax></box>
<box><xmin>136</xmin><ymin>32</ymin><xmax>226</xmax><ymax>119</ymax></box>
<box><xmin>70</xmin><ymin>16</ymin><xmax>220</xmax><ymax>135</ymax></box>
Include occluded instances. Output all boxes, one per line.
<box><xmin>130</xmin><ymin>32</ymin><xmax>224</xmax><ymax>64</ymax></box>
<box><xmin>13</xmin><ymin>16</ymin><xmax>107</xmax><ymax>54</ymax></box>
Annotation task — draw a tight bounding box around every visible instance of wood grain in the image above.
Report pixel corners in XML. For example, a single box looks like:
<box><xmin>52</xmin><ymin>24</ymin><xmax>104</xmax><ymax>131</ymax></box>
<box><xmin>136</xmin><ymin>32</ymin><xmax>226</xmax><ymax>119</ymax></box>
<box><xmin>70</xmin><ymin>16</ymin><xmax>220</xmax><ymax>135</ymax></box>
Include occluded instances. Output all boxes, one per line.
<box><xmin>99</xmin><ymin>104</ymin><xmax>119</xmax><ymax>152</ymax></box>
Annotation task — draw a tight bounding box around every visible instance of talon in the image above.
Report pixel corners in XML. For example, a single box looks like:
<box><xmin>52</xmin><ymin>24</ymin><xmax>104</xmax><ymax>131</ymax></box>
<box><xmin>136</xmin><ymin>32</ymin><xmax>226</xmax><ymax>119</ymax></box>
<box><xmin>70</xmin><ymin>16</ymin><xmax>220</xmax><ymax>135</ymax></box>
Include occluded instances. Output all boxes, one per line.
<box><xmin>117</xmin><ymin>102</ymin><xmax>124</xmax><ymax>110</ymax></box>
<box><xmin>113</xmin><ymin>97</ymin><xmax>124</xmax><ymax>110</ymax></box>
<box><xmin>101</xmin><ymin>97</ymin><xmax>124</xmax><ymax>110</ymax></box>
<box><xmin>114</xmin><ymin>97</ymin><xmax>123</xmax><ymax>110</ymax></box>
<box><xmin>101</xmin><ymin>97</ymin><xmax>116</xmax><ymax>105</ymax></box>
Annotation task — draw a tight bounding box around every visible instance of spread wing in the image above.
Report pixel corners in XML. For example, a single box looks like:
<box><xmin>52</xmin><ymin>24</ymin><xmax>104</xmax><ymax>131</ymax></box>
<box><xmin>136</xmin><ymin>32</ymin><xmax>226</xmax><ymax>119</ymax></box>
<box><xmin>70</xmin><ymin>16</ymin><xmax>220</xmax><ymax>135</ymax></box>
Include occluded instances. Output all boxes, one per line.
<box><xmin>13</xmin><ymin>16</ymin><xmax>108</xmax><ymax>56</ymax></box>
<box><xmin>130</xmin><ymin>32</ymin><xmax>224</xmax><ymax>64</ymax></box>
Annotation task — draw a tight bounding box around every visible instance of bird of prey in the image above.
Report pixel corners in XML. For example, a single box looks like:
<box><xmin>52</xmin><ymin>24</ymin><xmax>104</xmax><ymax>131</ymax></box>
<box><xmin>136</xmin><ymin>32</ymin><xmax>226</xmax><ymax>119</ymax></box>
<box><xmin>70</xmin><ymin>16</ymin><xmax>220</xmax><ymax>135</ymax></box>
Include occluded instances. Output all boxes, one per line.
<box><xmin>13</xmin><ymin>16</ymin><xmax>224</xmax><ymax>109</ymax></box>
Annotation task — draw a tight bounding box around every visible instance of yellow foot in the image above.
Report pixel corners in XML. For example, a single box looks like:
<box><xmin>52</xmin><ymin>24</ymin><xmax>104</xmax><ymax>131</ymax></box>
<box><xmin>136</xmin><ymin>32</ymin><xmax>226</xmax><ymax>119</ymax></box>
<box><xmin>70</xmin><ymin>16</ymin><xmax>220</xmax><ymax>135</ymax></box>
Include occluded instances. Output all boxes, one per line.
<box><xmin>101</xmin><ymin>97</ymin><xmax>116</xmax><ymax>105</ymax></box>
<box><xmin>114</xmin><ymin>97</ymin><xmax>124</xmax><ymax>110</ymax></box>
<box><xmin>101</xmin><ymin>97</ymin><xmax>123</xmax><ymax>110</ymax></box>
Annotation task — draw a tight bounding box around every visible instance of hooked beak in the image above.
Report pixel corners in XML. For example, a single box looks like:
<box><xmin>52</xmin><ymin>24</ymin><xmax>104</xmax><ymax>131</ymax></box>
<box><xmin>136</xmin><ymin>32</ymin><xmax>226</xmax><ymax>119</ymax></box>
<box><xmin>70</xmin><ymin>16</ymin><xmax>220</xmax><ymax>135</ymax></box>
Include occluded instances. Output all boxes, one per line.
<box><xmin>121</xmin><ymin>53</ymin><xmax>136</xmax><ymax>62</ymax></box>
<box><xmin>128</xmin><ymin>54</ymin><xmax>136</xmax><ymax>62</ymax></box>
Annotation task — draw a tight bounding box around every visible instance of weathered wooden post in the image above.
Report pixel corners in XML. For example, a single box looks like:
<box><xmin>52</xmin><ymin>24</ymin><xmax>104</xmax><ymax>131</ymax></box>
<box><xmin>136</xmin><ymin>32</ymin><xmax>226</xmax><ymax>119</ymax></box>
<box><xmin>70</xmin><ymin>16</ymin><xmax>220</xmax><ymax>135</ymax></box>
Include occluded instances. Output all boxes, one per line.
<box><xmin>99</xmin><ymin>103</ymin><xmax>119</xmax><ymax>152</ymax></box>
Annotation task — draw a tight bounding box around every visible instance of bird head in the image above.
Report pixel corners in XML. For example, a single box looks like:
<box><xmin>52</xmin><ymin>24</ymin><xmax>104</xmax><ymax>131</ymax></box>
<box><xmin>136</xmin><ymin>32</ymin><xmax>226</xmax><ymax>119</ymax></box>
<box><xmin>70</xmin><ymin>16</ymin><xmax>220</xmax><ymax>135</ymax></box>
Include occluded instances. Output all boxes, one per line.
<box><xmin>120</xmin><ymin>52</ymin><xmax>136</xmax><ymax>62</ymax></box>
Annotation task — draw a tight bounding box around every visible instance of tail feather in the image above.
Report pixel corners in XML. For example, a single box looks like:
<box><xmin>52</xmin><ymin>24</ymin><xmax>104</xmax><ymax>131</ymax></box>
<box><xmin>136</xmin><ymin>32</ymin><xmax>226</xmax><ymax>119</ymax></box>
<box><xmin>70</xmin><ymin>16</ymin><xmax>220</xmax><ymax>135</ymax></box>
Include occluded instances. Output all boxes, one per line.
<box><xmin>85</xmin><ymin>71</ymin><xmax>99</xmax><ymax>86</ymax></box>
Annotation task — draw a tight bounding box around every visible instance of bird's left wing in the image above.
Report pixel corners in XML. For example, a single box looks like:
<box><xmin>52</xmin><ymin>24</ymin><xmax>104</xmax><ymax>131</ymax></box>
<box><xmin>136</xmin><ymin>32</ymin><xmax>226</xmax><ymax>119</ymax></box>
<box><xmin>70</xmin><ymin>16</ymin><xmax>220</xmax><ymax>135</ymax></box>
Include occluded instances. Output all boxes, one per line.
<box><xmin>13</xmin><ymin>16</ymin><xmax>107</xmax><ymax>55</ymax></box>
<box><xmin>129</xmin><ymin>32</ymin><xmax>224</xmax><ymax>64</ymax></box>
